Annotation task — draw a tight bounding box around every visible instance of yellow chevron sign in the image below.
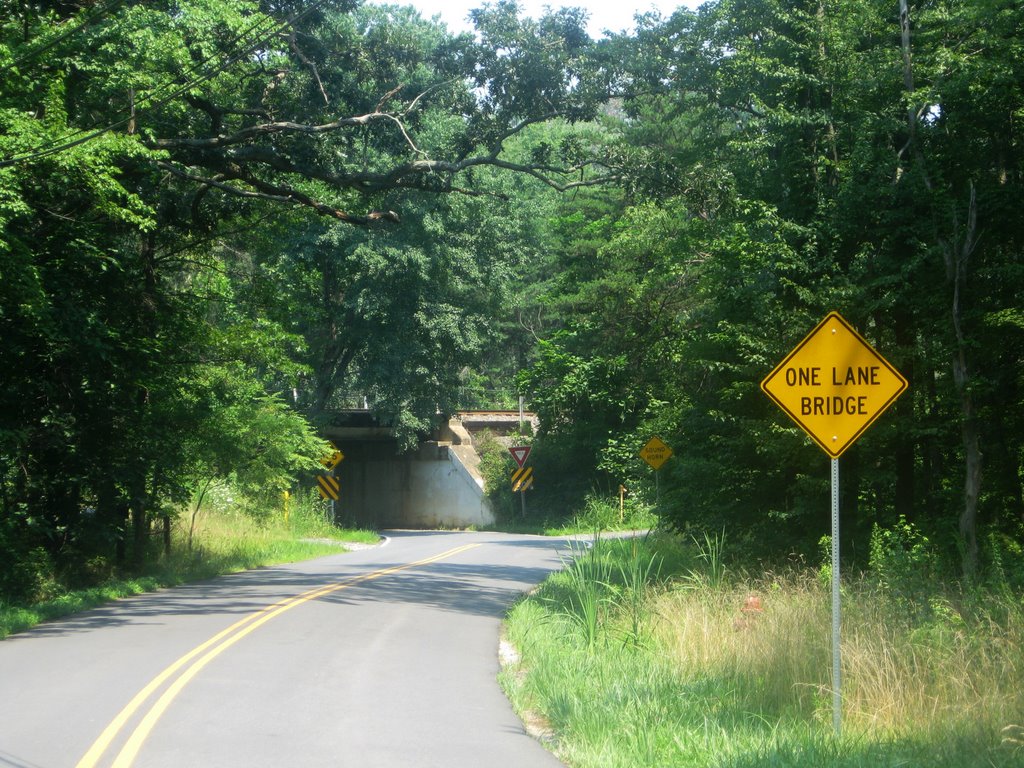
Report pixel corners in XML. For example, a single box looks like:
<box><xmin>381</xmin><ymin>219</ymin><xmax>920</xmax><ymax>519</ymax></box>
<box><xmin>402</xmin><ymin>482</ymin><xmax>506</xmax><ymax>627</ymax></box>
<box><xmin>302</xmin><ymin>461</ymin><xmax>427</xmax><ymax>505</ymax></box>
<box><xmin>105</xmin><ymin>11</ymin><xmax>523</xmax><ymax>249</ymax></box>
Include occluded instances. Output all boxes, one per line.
<box><xmin>317</xmin><ymin>475</ymin><xmax>340</xmax><ymax>501</ymax></box>
<box><xmin>512</xmin><ymin>466</ymin><xmax>534</xmax><ymax>492</ymax></box>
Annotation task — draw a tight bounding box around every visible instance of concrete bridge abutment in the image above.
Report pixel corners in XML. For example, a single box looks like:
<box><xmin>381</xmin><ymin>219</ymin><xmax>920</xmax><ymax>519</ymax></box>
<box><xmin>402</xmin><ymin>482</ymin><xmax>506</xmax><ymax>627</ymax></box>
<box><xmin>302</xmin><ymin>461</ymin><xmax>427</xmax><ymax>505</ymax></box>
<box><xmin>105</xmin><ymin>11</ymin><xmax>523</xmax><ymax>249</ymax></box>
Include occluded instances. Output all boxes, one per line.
<box><xmin>322</xmin><ymin>411</ymin><xmax>533</xmax><ymax>530</ymax></box>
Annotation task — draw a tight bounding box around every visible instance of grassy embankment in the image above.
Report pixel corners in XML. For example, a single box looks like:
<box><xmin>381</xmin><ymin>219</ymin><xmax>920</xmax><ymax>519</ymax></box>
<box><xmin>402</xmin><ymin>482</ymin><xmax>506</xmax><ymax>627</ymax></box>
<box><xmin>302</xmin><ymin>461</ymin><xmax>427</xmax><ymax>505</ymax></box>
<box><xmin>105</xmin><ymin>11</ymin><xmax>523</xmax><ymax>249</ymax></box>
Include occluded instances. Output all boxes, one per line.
<box><xmin>501</xmin><ymin>533</ymin><xmax>1024</xmax><ymax>768</ymax></box>
<box><xmin>0</xmin><ymin>487</ymin><xmax>377</xmax><ymax>639</ymax></box>
<box><xmin>487</xmin><ymin>496</ymin><xmax>659</xmax><ymax>537</ymax></box>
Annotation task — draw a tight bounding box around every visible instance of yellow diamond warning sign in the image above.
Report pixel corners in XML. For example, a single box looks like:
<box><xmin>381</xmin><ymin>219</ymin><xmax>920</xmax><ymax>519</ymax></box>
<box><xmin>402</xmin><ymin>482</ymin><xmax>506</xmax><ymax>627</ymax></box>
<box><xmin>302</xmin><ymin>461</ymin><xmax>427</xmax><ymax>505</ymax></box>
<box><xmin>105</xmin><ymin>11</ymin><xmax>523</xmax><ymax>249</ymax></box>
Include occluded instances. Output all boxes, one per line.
<box><xmin>639</xmin><ymin>436</ymin><xmax>673</xmax><ymax>470</ymax></box>
<box><xmin>321</xmin><ymin>442</ymin><xmax>344</xmax><ymax>471</ymax></box>
<box><xmin>761</xmin><ymin>312</ymin><xmax>908</xmax><ymax>459</ymax></box>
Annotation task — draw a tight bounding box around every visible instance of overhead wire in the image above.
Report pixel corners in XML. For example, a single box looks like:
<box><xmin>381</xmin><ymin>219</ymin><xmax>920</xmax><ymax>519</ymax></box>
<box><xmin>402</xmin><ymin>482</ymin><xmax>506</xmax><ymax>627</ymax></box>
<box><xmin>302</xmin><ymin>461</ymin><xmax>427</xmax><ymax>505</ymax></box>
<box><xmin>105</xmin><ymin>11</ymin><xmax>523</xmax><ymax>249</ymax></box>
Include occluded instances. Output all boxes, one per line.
<box><xmin>0</xmin><ymin>7</ymin><xmax>282</xmax><ymax>166</ymax></box>
<box><xmin>0</xmin><ymin>0</ymin><xmax>336</xmax><ymax>169</ymax></box>
<box><xmin>0</xmin><ymin>0</ymin><xmax>131</xmax><ymax>76</ymax></box>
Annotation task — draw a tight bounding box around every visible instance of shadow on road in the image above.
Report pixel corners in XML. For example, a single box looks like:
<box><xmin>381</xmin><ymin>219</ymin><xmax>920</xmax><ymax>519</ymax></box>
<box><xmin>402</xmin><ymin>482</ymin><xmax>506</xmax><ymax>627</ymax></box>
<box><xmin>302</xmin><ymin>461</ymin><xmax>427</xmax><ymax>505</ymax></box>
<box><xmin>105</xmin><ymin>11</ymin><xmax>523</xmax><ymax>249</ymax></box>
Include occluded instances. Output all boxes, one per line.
<box><xmin>3</xmin><ymin>531</ymin><xmax>579</xmax><ymax>640</ymax></box>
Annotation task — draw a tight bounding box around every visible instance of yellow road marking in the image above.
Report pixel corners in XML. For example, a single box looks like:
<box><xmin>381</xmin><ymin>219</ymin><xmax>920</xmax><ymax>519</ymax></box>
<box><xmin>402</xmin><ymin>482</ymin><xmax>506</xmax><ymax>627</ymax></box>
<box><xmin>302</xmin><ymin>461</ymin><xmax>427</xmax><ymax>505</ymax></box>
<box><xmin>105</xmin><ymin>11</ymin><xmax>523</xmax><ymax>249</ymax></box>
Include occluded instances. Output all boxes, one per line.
<box><xmin>77</xmin><ymin>542</ymin><xmax>481</xmax><ymax>768</ymax></box>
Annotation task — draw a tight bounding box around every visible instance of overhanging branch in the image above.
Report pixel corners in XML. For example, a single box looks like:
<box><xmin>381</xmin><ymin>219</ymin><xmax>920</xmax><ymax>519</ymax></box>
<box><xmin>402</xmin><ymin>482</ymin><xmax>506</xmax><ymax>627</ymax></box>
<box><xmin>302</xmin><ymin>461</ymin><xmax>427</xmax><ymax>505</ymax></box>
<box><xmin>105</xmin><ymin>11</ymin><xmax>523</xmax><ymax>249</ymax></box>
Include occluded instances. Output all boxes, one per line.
<box><xmin>157</xmin><ymin>161</ymin><xmax>400</xmax><ymax>225</ymax></box>
<box><xmin>146</xmin><ymin>91</ymin><xmax>618</xmax><ymax>221</ymax></box>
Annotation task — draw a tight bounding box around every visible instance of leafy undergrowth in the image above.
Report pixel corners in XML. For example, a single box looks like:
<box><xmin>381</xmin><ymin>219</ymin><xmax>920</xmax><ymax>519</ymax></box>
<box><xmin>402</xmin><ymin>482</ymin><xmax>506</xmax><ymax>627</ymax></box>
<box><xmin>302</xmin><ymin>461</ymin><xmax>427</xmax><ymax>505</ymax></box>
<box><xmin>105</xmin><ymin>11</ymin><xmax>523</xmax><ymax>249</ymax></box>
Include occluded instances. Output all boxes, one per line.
<box><xmin>500</xmin><ymin>533</ymin><xmax>1024</xmax><ymax>768</ymax></box>
<box><xmin>486</xmin><ymin>493</ymin><xmax>660</xmax><ymax>537</ymax></box>
<box><xmin>0</xmin><ymin>496</ymin><xmax>377</xmax><ymax>639</ymax></box>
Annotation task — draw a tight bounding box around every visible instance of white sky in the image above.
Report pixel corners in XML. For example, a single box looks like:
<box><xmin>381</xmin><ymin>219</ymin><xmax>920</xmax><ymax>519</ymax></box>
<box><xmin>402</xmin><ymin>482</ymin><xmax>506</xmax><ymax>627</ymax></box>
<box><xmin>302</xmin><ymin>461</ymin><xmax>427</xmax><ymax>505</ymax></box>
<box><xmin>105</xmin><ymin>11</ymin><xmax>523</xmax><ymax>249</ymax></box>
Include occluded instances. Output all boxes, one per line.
<box><xmin>365</xmin><ymin>0</ymin><xmax>702</xmax><ymax>38</ymax></box>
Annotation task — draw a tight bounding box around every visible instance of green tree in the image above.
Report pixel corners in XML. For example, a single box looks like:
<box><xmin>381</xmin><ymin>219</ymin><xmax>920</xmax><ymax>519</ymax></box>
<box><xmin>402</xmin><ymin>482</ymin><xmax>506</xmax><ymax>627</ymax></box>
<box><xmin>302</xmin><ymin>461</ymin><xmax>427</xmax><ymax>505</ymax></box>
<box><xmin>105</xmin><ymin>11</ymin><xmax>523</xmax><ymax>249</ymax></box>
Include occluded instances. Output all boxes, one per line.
<box><xmin>522</xmin><ymin>0</ymin><xmax>1024</xmax><ymax>574</ymax></box>
<box><xmin>1</xmin><ymin>0</ymin><xmax>623</xmax><ymax>589</ymax></box>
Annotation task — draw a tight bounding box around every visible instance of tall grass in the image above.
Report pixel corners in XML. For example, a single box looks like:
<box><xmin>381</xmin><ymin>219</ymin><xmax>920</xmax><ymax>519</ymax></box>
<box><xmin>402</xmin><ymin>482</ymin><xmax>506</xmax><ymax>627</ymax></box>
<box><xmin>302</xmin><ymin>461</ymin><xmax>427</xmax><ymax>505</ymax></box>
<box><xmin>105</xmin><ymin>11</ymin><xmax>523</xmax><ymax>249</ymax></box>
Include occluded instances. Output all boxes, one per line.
<box><xmin>544</xmin><ymin>494</ymin><xmax>659</xmax><ymax>536</ymax></box>
<box><xmin>501</xmin><ymin>534</ymin><xmax>1024</xmax><ymax>767</ymax></box>
<box><xmin>550</xmin><ymin>541</ymin><xmax>613</xmax><ymax>651</ymax></box>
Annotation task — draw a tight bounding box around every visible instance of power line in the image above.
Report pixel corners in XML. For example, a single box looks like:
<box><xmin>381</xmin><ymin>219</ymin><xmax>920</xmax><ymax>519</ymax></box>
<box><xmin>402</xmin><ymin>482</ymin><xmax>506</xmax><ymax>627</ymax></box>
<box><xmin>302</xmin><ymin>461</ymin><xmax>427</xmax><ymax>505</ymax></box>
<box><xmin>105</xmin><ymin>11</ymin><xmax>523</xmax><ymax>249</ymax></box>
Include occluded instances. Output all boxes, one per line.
<box><xmin>1</xmin><ymin>0</ymin><xmax>131</xmax><ymax>76</ymax></box>
<box><xmin>0</xmin><ymin>8</ymin><xmax>282</xmax><ymax>166</ymax></box>
<box><xmin>0</xmin><ymin>0</ymin><xmax>336</xmax><ymax>169</ymax></box>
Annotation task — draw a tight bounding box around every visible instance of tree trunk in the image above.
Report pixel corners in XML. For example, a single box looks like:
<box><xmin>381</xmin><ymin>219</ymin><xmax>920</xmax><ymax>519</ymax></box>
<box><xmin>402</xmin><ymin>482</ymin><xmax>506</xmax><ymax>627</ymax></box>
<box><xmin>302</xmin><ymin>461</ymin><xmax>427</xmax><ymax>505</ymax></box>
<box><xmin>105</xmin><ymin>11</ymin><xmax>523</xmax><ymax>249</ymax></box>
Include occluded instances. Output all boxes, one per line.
<box><xmin>898</xmin><ymin>4</ymin><xmax>982</xmax><ymax>579</ymax></box>
<box><xmin>893</xmin><ymin>310</ymin><xmax>915</xmax><ymax>519</ymax></box>
<box><xmin>944</xmin><ymin>185</ymin><xmax>981</xmax><ymax>579</ymax></box>
<box><xmin>188</xmin><ymin>477</ymin><xmax>214</xmax><ymax>551</ymax></box>
<box><xmin>162</xmin><ymin>514</ymin><xmax>171</xmax><ymax>557</ymax></box>
<box><xmin>130</xmin><ymin>490</ymin><xmax>148</xmax><ymax>568</ymax></box>
<box><xmin>956</xmin><ymin>369</ymin><xmax>982</xmax><ymax>577</ymax></box>
<box><xmin>129</xmin><ymin>231</ymin><xmax>159</xmax><ymax>569</ymax></box>
<box><xmin>313</xmin><ymin>344</ymin><xmax>356</xmax><ymax>415</ymax></box>
<box><xmin>311</xmin><ymin>250</ymin><xmax>355</xmax><ymax>415</ymax></box>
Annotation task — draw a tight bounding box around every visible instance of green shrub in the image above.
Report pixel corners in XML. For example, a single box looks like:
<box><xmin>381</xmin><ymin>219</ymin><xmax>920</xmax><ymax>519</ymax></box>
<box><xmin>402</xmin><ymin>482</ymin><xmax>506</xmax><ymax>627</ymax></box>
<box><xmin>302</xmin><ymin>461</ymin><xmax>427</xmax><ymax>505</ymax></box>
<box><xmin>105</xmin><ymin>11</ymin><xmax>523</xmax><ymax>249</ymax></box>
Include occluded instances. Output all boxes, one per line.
<box><xmin>570</xmin><ymin>493</ymin><xmax>658</xmax><ymax>533</ymax></box>
<box><xmin>987</xmin><ymin>529</ymin><xmax>1024</xmax><ymax>596</ymax></box>
<box><xmin>868</xmin><ymin>515</ymin><xmax>938</xmax><ymax>615</ymax></box>
<box><xmin>0</xmin><ymin>536</ymin><xmax>58</xmax><ymax>605</ymax></box>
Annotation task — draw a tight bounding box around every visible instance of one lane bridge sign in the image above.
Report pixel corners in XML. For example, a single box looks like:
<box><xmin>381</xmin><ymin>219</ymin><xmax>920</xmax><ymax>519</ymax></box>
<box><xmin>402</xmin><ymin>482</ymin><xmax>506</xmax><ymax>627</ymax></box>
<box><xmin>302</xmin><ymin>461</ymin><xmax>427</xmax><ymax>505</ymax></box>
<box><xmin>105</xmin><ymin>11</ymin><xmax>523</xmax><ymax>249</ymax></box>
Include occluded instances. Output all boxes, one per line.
<box><xmin>760</xmin><ymin>311</ymin><xmax>908</xmax><ymax>458</ymax></box>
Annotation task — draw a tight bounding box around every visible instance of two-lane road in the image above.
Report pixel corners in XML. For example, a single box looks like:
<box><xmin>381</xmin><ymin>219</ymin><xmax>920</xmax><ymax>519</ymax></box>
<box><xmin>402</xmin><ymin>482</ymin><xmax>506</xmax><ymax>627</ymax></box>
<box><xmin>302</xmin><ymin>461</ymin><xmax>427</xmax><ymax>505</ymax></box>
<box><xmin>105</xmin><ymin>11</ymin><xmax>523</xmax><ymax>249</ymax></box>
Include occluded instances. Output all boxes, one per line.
<box><xmin>0</xmin><ymin>531</ymin><xmax>575</xmax><ymax>768</ymax></box>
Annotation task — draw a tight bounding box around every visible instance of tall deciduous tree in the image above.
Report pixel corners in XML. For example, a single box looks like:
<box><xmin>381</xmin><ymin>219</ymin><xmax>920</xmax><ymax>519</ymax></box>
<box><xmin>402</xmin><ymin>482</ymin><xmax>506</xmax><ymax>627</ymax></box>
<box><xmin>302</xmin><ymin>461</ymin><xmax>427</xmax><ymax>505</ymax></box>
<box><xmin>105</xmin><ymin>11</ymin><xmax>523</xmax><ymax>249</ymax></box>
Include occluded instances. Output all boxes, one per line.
<box><xmin>0</xmin><ymin>0</ymin><xmax>621</xmax><ymax>587</ymax></box>
<box><xmin>522</xmin><ymin>0</ymin><xmax>1023</xmax><ymax>574</ymax></box>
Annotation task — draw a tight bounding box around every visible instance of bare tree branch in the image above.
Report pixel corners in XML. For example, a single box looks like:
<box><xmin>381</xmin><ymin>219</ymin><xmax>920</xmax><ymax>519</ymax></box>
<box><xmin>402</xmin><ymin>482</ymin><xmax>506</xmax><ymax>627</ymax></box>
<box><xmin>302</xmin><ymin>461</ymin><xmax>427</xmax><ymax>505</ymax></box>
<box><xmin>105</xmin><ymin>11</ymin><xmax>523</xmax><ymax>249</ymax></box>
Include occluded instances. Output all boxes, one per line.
<box><xmin>375</xmin><ymin>84</ymin><xmax>404</xmax><ymax>112</ymax></box>
<box><xmin>404</xmin><ymin>79</ymin><xmax>459</xmax><ymax>116</ymax></box>
<box><xmin>148</xmin><ymin>112</ymin><xmax>393</xmax><ymax>149</ymax></box>
<box><xmin>157</xmin><ymin>161</ymin><xmax>400</xmax><ymax>225</ymax></box>
<box><xmin>144</xmin><ymin>74</ymin><xmax>617</xmax><ymax>223</ymax></box>
<box><xmin>284</xmin><ymin>28</ymin><xmax>329</xmax><ymax>105</ymax></box>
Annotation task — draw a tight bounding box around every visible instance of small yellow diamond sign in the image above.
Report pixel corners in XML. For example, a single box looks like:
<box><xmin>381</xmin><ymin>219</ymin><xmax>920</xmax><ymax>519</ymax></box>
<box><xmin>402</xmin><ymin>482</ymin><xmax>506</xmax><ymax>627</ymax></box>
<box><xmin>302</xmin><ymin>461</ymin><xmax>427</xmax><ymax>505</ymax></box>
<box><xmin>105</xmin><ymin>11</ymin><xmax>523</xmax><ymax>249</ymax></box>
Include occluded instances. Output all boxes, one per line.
<box><xmin>761</xmin><ymin>312</ymin><xmax>908</xmax><ymax>458</ymax></box>
<box><xmin>321</xmin><ymin>442</ymin><xmax>344</xmax><ymax>471</ymax></box>
<box><xmin>640</xmin><ymin>436</ymin><xmax>673</xmax><ymax>470</ymax></box>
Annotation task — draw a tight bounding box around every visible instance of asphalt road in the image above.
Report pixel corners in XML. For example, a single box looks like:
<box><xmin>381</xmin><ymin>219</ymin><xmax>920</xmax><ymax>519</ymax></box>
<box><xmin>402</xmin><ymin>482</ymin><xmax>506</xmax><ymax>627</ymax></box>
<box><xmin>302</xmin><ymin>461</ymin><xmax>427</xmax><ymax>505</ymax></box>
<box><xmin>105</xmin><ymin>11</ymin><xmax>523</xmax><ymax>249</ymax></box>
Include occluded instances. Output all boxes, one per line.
<box><xmin>0</xmin><ymin>530</ymin><xmax>578</xmax><ymax>768</ymax></box>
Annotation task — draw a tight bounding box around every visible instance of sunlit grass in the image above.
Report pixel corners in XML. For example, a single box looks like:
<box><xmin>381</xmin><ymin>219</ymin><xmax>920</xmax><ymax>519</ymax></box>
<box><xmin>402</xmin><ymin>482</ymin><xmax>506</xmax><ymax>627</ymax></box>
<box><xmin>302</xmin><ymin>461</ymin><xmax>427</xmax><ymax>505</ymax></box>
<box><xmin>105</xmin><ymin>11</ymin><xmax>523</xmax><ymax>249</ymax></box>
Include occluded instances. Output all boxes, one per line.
<box><xmin>501</xmin><ymin>534</ymin><xmax>1024</xmax><ymax>768</ymax></box>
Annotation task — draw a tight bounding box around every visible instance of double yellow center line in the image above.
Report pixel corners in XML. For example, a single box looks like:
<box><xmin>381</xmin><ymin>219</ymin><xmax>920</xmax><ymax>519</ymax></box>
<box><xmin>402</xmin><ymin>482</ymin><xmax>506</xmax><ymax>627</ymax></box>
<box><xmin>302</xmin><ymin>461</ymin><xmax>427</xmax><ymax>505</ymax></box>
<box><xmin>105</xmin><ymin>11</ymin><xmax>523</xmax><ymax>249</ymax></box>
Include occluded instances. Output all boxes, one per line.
<box><xmin>77</xmin><ymin>542</ymin><xmax>481</xmax><ymax>768</ymax></box>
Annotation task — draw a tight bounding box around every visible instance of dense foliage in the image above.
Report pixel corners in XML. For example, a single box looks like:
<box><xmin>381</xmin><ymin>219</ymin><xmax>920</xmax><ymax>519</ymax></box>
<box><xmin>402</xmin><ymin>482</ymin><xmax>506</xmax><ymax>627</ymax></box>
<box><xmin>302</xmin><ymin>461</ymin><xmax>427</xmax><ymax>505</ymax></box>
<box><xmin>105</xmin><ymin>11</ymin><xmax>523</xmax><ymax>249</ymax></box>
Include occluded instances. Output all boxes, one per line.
<box><xmin>1</xmin><ymin>0</ymin><xmax>1022</xmax><ymax>600</ymax></box>
<box><xmin>0</xmin><ymin>0</ymin><xmax>608</xmax><ymax>597</ymax></box>
<box><xmin>520</xmin><ymin>0</ymin><xmax>1024</xmax><ymax>582</ymax></box>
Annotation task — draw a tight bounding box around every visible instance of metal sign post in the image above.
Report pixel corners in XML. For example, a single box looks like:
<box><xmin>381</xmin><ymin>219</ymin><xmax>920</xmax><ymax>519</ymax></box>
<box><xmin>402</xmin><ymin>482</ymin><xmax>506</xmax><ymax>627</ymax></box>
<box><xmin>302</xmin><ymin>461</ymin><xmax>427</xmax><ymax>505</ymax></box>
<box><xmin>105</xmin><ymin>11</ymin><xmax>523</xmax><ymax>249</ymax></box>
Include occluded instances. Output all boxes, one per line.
<box><xmin>831</xmin><ymin>457</ymin><xmax>841</xmax><ymax>735</ymax></box>
<box><xmin>760</xmin><ymin>311</ymin><xmax>908</xmax><ymax>737</ymax></box>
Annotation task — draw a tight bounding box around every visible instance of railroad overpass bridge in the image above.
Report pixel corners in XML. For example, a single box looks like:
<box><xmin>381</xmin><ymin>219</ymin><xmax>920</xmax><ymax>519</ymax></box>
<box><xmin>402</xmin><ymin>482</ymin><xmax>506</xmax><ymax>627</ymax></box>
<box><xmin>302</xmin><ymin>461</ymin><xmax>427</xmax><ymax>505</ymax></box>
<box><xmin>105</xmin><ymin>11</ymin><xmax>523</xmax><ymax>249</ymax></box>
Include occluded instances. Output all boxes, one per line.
<box><xmin>320</xmin><ymin>410</ymin><xmax>535</xmax><ymax>530</ymax></box>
